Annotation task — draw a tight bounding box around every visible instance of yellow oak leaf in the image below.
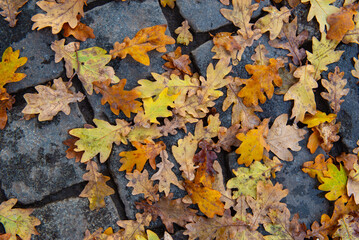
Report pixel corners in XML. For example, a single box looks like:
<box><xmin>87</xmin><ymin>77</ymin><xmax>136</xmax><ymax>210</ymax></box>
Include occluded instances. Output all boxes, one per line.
<box><xmin>69</xmin><ymin>119</ymin><xmax>131</xmax><ymax>163</ymax></box>
<box><xmin>51</xmin><ymin>39</ymin><xmax>119</xmax><ymax>95</ymax></box>
<box><xmin>110</xmin><ymin>25</ymin><xmax>175</xmax><ymax>66</ymax></box>
<box><xmin>117</xmin><ymin>213</ymin><xmax>152</xmax><ymax>240</ymax></box>
<box><xmin>306</xmin><ymin>32</ymin><xmax>344</xmax><ymax>80</ymax></box>
<box><xmin>302</xmin><ymin>111</ymin><xmax>336</xmax><ymax>128</ymax></box>
<box><xmin>236</xmin><ymin>118</ymin><xmax>270</xmax><ymax>166</ymax></box>
<box><xmin>301</xmin><ymin>0</ymin><xmax>339</xmax><ymax>32</ymax></box>
<box><xmin>126</xmin><ymin>170</ymin><xmax>159</xmax><ymax>202</ymax></box>
<box><xmin>22</xmin><ymin>78</ymin><xmax>84</xmax><ymax>121</ymax></box>
<box><xmin>31</xmin><ymin>0</ymin><xmax>86</xmax><ymax>34</ymax></box>
<box><xmin>284</xmin><ymin>64</ymin><xmax>317</xmax><ymax>123</ymax></box>
<box><xmin>254</xmin><ymin>6</ymin><xmax>291</xmax><ymax>40</ymax></box>
<box><xmin>175</xmin><ymin>20</ymin><xmax>193</xmax><ymax>46</ymax></box>
<box><xmin>150</xmin><ymin>150</ymin><xmax>184</xmax><ymax>196</ymax></box>
<box><xmin>79</xmin><ymin>161</ymin><xmax>115</xmax><ymax>210</ymax></box>
<box><xmin>0</xmin><ymin>47</ymin><xmax>27</xmax><ymax>93</ymax></box>
<box><xmin>0</xmin><ymin>199</ymin><xmax>41</xmax><ymax>240</ymax></box>
<box><xmin>0</xmin><ymin>0</ymin><xmax>28</xmax><ymax>27</ymax></box>
<box><xmin>119</xmin><ymin>140</ymin><xmax>166</xmax><ymax>173</ymax></box>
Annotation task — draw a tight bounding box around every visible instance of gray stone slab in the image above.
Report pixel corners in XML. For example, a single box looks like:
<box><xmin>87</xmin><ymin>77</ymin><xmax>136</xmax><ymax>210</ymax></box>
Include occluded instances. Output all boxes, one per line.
<box><xmin>32</xmin><ymin>197</ymin><xmax>120</xmax><ymax>240</ymax></box>
<box><xmin>176</xmin><ymin>0</ymin><xmax>270</xmax><ymax>33</ymax></box>
<box><xmin>6</xmin><ymin>30</ymin><xmax>63</xmax><ymax>94</ymax></box>
<box><xmin>83</xmin><ymin>0</ymin><xmax>174</xmax><ymax>119</ymax></box>
<box><xmin>292</xmin><ymin>2</ymin><xmax>320</xmax><ymax>41</ymax></box>
<box><xmin>0</xmin><ymin>101</ymin><xmax>86</xmax><ymax>204</ymax></box>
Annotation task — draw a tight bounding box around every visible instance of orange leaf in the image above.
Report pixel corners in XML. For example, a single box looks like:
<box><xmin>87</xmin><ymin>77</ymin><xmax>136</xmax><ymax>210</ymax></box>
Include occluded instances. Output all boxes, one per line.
<box><xmin>307</xmin><ymin>128</ymin><xmax>321</xmax><ymax>154</ymax></box>
<box><xmin>302</xmin><ymin>154</ymin><xmax>333</xmax><ymax>180</ymax></box>
<box><xmin>110</xmin><ymin>25</ymin><xmax>175</xmax><ymax>66</ymax></box>
<box><xmin>93</xmin><ymin>79</ymin><xmax>142</xmax><ymax>118</ymax></box>
<box><xmin>119</xmin><ymin>140</ymin><xmax>166</xmax><ymax>173</ymax></box>
<box><xmin>327</xmin><ymin>5</ymin><xmax>357</xmax><ymax>41</ymax></box>
<box><xmin>238</xmin><ymin>58</ymin><xmax>284</xmax><ymax>106</ymax></box>
<box><xmin>63</xmin><ymin>21</ymin><xmax>95</xmax><ymax>41</ymax></box>
<box><xmin>0</xmin><ymin>92</ymin><xmax>15</xmax><ymax>130</ymax></box>
<box><xmin>162</xmin><ymin>46</ymin><xmax>192</xmax><ymax>77</ymax></box>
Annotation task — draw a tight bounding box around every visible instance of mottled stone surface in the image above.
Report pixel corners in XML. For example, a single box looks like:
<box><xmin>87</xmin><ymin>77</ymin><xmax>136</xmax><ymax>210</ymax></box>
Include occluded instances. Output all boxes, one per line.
<box><xmin>32</xmin><ymin>197</ymin><xmax>120</xmax><ymax>240</ymax></box>
<box><xmin>176</xmin><ymin>0</ymin><xmax>270</xmax><ymax>32</ymax></box>
<box><xmin>0</xmin><ymin>100</ymin><xmax>86</xmax><ymax>204</ymax></box>
<box><xmin>83</xmin><ymin>0</ymin><xmax>174</xmax><ymax>119</ymax></box>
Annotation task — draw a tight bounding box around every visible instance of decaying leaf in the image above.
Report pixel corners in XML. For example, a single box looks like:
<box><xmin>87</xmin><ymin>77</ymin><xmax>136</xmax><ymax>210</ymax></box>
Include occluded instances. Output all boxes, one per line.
<box><xmin>316</xmin><ymin>121</ymin><xmax>341</xmax><ymax>153</ymax></box>
<box><xmin>22</xmin><ymin>78</ymin><xmax>84</xmax><ymax>121</ymax></box>
<box><xmin>175</xmin><ymin>20</ymin><xmax>193</xmax><ymax>46</ymax></box>
<box><xmin>332</xmin><ymin>214</ymin><xmax>359</xmax><ymax>239</ymax></box>
<box><xmin>0</xmin><ymin>47</ymin><xmax>27</xmax><ymax>93</ymax></box>
<box><xmin>0</xmin><ymin>198</ymin><xmax>41</xmax><ymax>240</ymax></box>
<box><xmin>126</xmin><ymin>170</ymin><xmax>159</xmax><ymax>202</ymax></box>
<box><xmin>79</xmin><ymin>161</ymin><xmax>115</xmax><ymax>210</ymax></box>
<box><xmin>93</xmin><ymin>79</ymin><xmax>142</xmax><ymax>118</ymax></box>
<box><xmin>347</xmin><ymin>164</ymin><xmax>359</xmax><ymax>204</ymax></box>
<box><xmin>69</xmin><ymin>119</ymin><xmax>131</xmax><ymax>163</ymax></box>
<box><xmin>266</xmin><ymin>114</ymin><xmax>307</xmax><ymax>161</ymax></box>
<box><xmin>51</xmin><ymin>39</ymin><xmax>119</xmax><ymax>94</ymax></box>
<box><xmin>0</xmin><ymin>0</ymin><xmax>28</xmax><ymax>27</ymax></box>
<box><xmin>150</xmin><ymin>150</ymin><xmax>184</xmax><ymax>196</ymax></box>
<box><xmin>162</xmin><ymin>47</ymin><xmax>192</xmax><ymax>77</ymax></box>
<box><xmin>31</xmin><ymin>0</ymin><xmax>86</xmax><ymax>34</ymax></box>
<box><xmin>119</xmin><ymin>140</ymin><xmax>166</xmax><ymax>173</ymax></box>
<box><xmin>236</xmin><ymin>119</ymin><xmax>270</xmax><ymax>166</ymax></box>
<box><xmin>110</xmin><ymin>25</ymin><xmax>175</xmax><ymax>66</ymax></box>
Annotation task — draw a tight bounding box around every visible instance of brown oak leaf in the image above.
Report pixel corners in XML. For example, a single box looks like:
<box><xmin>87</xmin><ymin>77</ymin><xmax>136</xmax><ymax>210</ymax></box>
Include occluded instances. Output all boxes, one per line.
<box><xmin>126</xmin><ymin>170</ymin><xmax>159</xmax><ymax>202</ymax></box>
<box><xmin>62</xmin><ymin>14</ymin><xmax>95</xmax><ymax>41</ymax></box>
<box><xmin>162</xmin><ymin>47</ymin><xmax>192</xmax><ymax>77</ymax></box>
<box><xmin>327</xmin><ymin>4</ymin><xmax>357</xmax><ymax>41</ymax></box>
<box><xmin>0</xmin><ymin>92</ymin><xmax>15</xmax><ymax>130</ymax></box>
<box><xmin>0</xmin><ymin>0</ymin><xmax>28</xmax><ymax>27</ymax></box>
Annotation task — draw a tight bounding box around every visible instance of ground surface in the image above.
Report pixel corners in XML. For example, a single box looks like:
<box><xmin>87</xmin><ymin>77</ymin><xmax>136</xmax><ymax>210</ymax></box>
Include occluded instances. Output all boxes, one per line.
<box><xmin>0</xmin><ymin>0</ymin><xmax>359</xmax><ymax>239</ymax></box>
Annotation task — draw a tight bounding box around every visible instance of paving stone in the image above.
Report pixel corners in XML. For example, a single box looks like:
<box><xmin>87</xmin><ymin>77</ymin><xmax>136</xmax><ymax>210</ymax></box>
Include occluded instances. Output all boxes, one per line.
<box><xmin>82</xmin><ymin>0</ymin><xmax>174</xmax><ymax>119</ymax></box>
<box><xmin>6</xmin><ymin>30</ymin><xmax>63</xmax><ymax>94</ymax></box>
<box><xmin>227</xmin><ymin>135</ymin><xmax>329</xmax><ymax>227</ymax></box>
<box><xmin>0</xmin><ymin>100</ymin><xmax>87</xmax><ymax>204</ymax></box>
<box><xmin>292</xmin><ymin>3</ymin><xmax>320</xmax><ymax>41</ymax></box>
<box><xmin>32</xmin><ymin>197</ymin><xmax>120</xmax><ymax>240</ymax></box>
<box><xmin>176</xmin><ymin>0</ymin><xmax>270</xmax><ymax>33</ymax></box>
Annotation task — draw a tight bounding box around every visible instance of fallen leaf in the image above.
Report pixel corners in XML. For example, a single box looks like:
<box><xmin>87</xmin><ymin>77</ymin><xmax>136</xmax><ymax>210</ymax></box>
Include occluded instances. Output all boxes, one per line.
<box><xmin>93</xmin><ymin>79</ymin><xmax>142</xmax><ymax>118</ymax></box>
<box><xmin>162</xmin><ymin>47</ymin><xmax>192</xmax><ymax>77</ymax></box>
<box><xmin>160</xmin><ymin>0</ymin><xmax>175</xmax><ymax>8</ymax></box>
<box><xmin>302</xmin><ymin>111</ymin><xmax>336</xmax><ymax>128</ymax></box>
<box><xmin>31</xmin><ymin>0</ymin><xmax>86</xmax><ymax>34</ymax></box>
<box><xmin>22</xmin><ymin>78</ymin><xmax>84</xmax><ymax>121</ymax></box>
<box><xmin>117</xmin><ymin>213</ymin><xmax>152</xmax><ymax>240</ymax></box>
<box><xmin>302</xmin><ymin>154</ymin><xmax>333</xmax><ymax>180</ymax></box>
<box><xmin>63</xmin><ymin>135</ymin><xmax>84</xmax><ymax>162</ymax></box>
<box><xmin>317</xmin><ymin>121</ymin><xmax>341</xmax><ymax>153</ymax></box>
<box><xmin>51</xmin><ymin>39</ymin><xmax>119</xmax><ymax>94</ymax></box>
<box><xmin>211</xmin><ymin>32</ymin><xmax>242</xmax><ymax>65</ymax></box>
<box><xmin>347</xmin><ymin>164</ymin><xmax>359</xmax><ymax>204</ymax></box>
<box><xmin>332</xmin><ymin>214</ymin><xmax>359</xmax><ymax>239</ymax></box>
<box><xmin>126</xmin><ymin>170</ymin><xmax>159</xmax><ymax>202</ymax></box>
<box><xmin>0</xmin><ymin>92</ymin><xmax>15</xmax><ymax>130</ymax></box>
<box><xmin>212</xmin><ymin>161</ymin><xmax>235</xmax><ymax>209</ymax></box>
<box><xmin>69</xmin><ymin>118</ymin><xmax>131</xmax><ymax>163</ymax></box>
<box><xmin>79</xmin><ymin>161</ymin><xmax>115</xmax><ymax>210</ymax></box>
<box><xmin>327</xmin><ymin>4</ymin><xmax>357</xmax><ymax>41</ymax></box>
<box><xmin>63</xmin><ymin>20</ymin><xmax>95</xmax><ymax>41</ymax></box>
<box><xmin>307</xmin><ymin>127</ymin><xmax>321</xmax><ymax>154</ymax></box>
<box><xmin>319</xmin><ymin>163</ymin><xmax>348</xmax><ymax>201</ymax></box>
<box><xmin>0</xmin><ymin>0</ymin><xmax>28</xmax><ymax>27</ymax></box>
<box><xmin>175</xmin><ymin>20</ymin><xmax>193</xmax><ymax>46</ymax></box>
<box><xmin>352</xmin><ymin>55</ymin><xmax>359</xmax><ymax>79</ymax></box>
<box><xmin>0</xmin><ymin>198</ymin><xmax>41</xmax><ymax>240</ymax></box>
<box><xmin>110</xmin><ymin>25</ymin><xmax>175</xmax><ymax>66</ymax></box>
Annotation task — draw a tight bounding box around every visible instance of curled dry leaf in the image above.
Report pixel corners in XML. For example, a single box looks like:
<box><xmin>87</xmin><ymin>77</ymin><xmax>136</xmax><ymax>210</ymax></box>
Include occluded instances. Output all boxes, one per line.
<box><xmin>22</xmin><ymin>78</ymin><xmax>84</xmax><ymax>121</ymax></box>
<box><xmin>31</xmin><ymin>0</ymin><xmax>86</xmax><ymax>34</ymax></box>
<box><xmin>0</xmin><ymin>0</ymin><xmax>28</xmax><ymax>27</ymax></box>
<box><xmin>162</xmin><ymin>47</ymin><xmax>192</xmax><ymax>77</ymax></box>
<box><xmin>110</xmin><ymin>25</ymin><xmax>175</xmax><ymax>66</ymax></box>
<box><xmin>175</xmin><ymin>20</ymin><xmax>193</xmax><ymax>46</ymax></box>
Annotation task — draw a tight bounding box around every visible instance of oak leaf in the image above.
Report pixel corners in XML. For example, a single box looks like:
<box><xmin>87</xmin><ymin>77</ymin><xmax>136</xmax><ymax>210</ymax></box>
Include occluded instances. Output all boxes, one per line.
<box><xmin>127</xmin><ymin>124</ymin><xmax>162</xmax><ymax>143</ymax></box>
<box><xmin>172</xmin><ymin>133</ymin><xmax>198</xmax><ymax>181</ymax></box>
<box><xmin>0</xmin><ymin>198</ymin><xmax>41</xmax><ymax>240</ymax></box>
<box><xmin>212</xmin><ymin>161</ymin><xmax>235</xmax><ymax>209</ymax></box>
<box><xmin>343</xmin><ymin>13</ymin><xmax>359</xmax><ymax>44</ymax></box>
<box><xmin>0</xmin><ymin>47</ymin><xmax>27</xmax><ymax>93</ymax></box>
<box><xmin>136</xmin><ymin>193</ymin><xmax>196</xmax><ymax>233</ymax></box>
<box><xmin>84</xmin><ymin>227</ymin><xmax>122</xmax><ymax>240</ymax></box>
<box><xmin>215</xmin><ymin>124</ymin><xmax>241</xmax><ymax>152</ymax></box>
<box><xmin>63</xmin><ymin>135</ymin><xmax>84</xmax><ymax>162</ymax></box>
<box><xmin>332</xmin><ymin>214</ymin><xmax>359</xmax><ymax>239</ymax></box>
<box><xmin>301</xmin><ymin>0</ymin><xmax>339</xmax><ymax>32</ymax></box>
<box><xmin>352</xmin><ymin>55</ymin><xmax>359</xmax><ymax>79</ymax></box>
<box><xmin>79</xmin><ymin>161</ymin><xmax>115</xmax><ymax>210</ymax></box>
<box><xmin>302</xmin><ymin>111</ymin><xmax>336</xmax><ymax>128</ymax></box>
<box><xmin>306</xmin><ymin>33</ymin><xmax>343</xmax><ymax>80</ymax></box>
<box><xmin>268</xmin><ymin>17</ymin><xmax>308</xmax><ymax>65</ymax></box>
<box><xmin>321</xmin><ymin>66</ymin><xmax>349</xmax><ymax>113</ymax></box>
<box><xmin>69</xmin><ymin>119</ymin><xmax>131</xmax><ymax>163</ymax></box>
<box><xmin>161</xmin><ymin>47</ymin><xmax>192</xmax><ymax>77</ymax></box>
<box><xmin>150</xmin><ymin>150</ymin><xmax>184</xmax><ymax>196</ymax></box>
<box><xmin>275</xmin><ymin>64</ymin><xmax>298</xmax><ymax>95</ymax></box>
<box><xmin>63</xmin><ymin>20</ymin><xmax>95</xmax><ymax>42</ymax></box>
<box><xmin>31</xmin><ymin>0</ymin><xmax>86</xmax><ymax>34</ymax></box>
<box><xmin>117</xmin><ymin>213</ymin><xmax>152</xmax><ymax>240</ymax></box>
<box><xmin>254</xmin><ymin>6</ymin><xmax>291</xmax><ymax>40</ymax></box>
<box><xmin>316</xmin><ymin>121</ymin><xmax>341</xmax><ymax>152</ymax></box>
<box><xmin>319</xmin><ymin>163</ymin><xmax>348</xmax><ymax>201</ymax></box>
<box><xmin>51</xmin><ymin>39</ymin><xmax>119</xmax><ymax>94</ymax></box>
<box><xmin>346</xmin><ymin>164</ymin><xmax>359</xmax><ymax>204</ymax></box>
<box><xmin>126</xmin><ymin>170</ymin><xmax>159</xmax><ymax>202</ymax></box>
<box><xmin>119</xmin><ymin>140</ymin><xmax>166</xmax><ymax>173</ymax></box>
<box><xmin>223</xmin><ymin>77</ymin><xmax>262</xmax><ymax>129</ymax></box>
<box><xmin>0</xmin><ymin>0</ymin><xmax>28</xmax><ymax>27</ymax></box>
<box><xmin>93</xmin><ymin>79</ymin><xmax>142</xmax><ymax>118</ymax></box>
<box><xmin>337</xmin><ymin>153</ymin><xmax>358</xmax><ymax>172</ymax></box>
<box><xmin>175</xmin><ymin>20</ymin><xmax>193</xmax><ymax>46</ymax></box>
<box><xmin>284</xmin><ymin>64</ymin><xmax>317</xmax><ymax>122</ymax></box>
<box><xmin>302</xmin><ymin>154</ymin><xmax>333</xmax><ymax>180</ymax></box>
<box><xmin>266</xmin><ymin>114</ymin><xmax>307</xmax><ymax>161</ymax></box>
<box><xmin>194</xmin><ymin>114</ymin><xmax>221</xmax><ymax>141</ymax></box>
<box><xmin>22</xmin><ymin>78</ymin><xmax>84</xmax><ymax>121</ymax></box>
<box><xmin>0</xmin><ymin>92</ymin><xmax>15</xmax><ymax>130</ymax></box>
<box><xmin>327</xmin><ymin>4</ymin><xmax>357</xmax><ymax>41</ymax></box>
<box><xmin>211</xmin><ymin>32</ymin><xmax>242</xmax><ymax>65</ymax></box>
<box><xmin>238</xmin><ymin>58</ymin><xmax>284</xmax><ymax>106</ymax></box>
<box><xmin>236</xmin><ymin>118</ymin><xmax>270</xmax><ymax>166</ymax></box>
<box><xmin>110</xmin><ymin>25</ymin><xmax>175</xmax><ymax>66</ymax></box>
<box><xmin>307</xmin><ymin>127</ymin><xmax>321</xmax><ymax>154</ymax></box>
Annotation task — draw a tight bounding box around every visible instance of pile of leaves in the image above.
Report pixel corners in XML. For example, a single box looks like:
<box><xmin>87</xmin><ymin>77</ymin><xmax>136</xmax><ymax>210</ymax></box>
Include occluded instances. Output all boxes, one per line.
<box><xmin>1</xmin><ymin>0</ymin><xmax>359</xmax><ymax>239</ymax></box>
